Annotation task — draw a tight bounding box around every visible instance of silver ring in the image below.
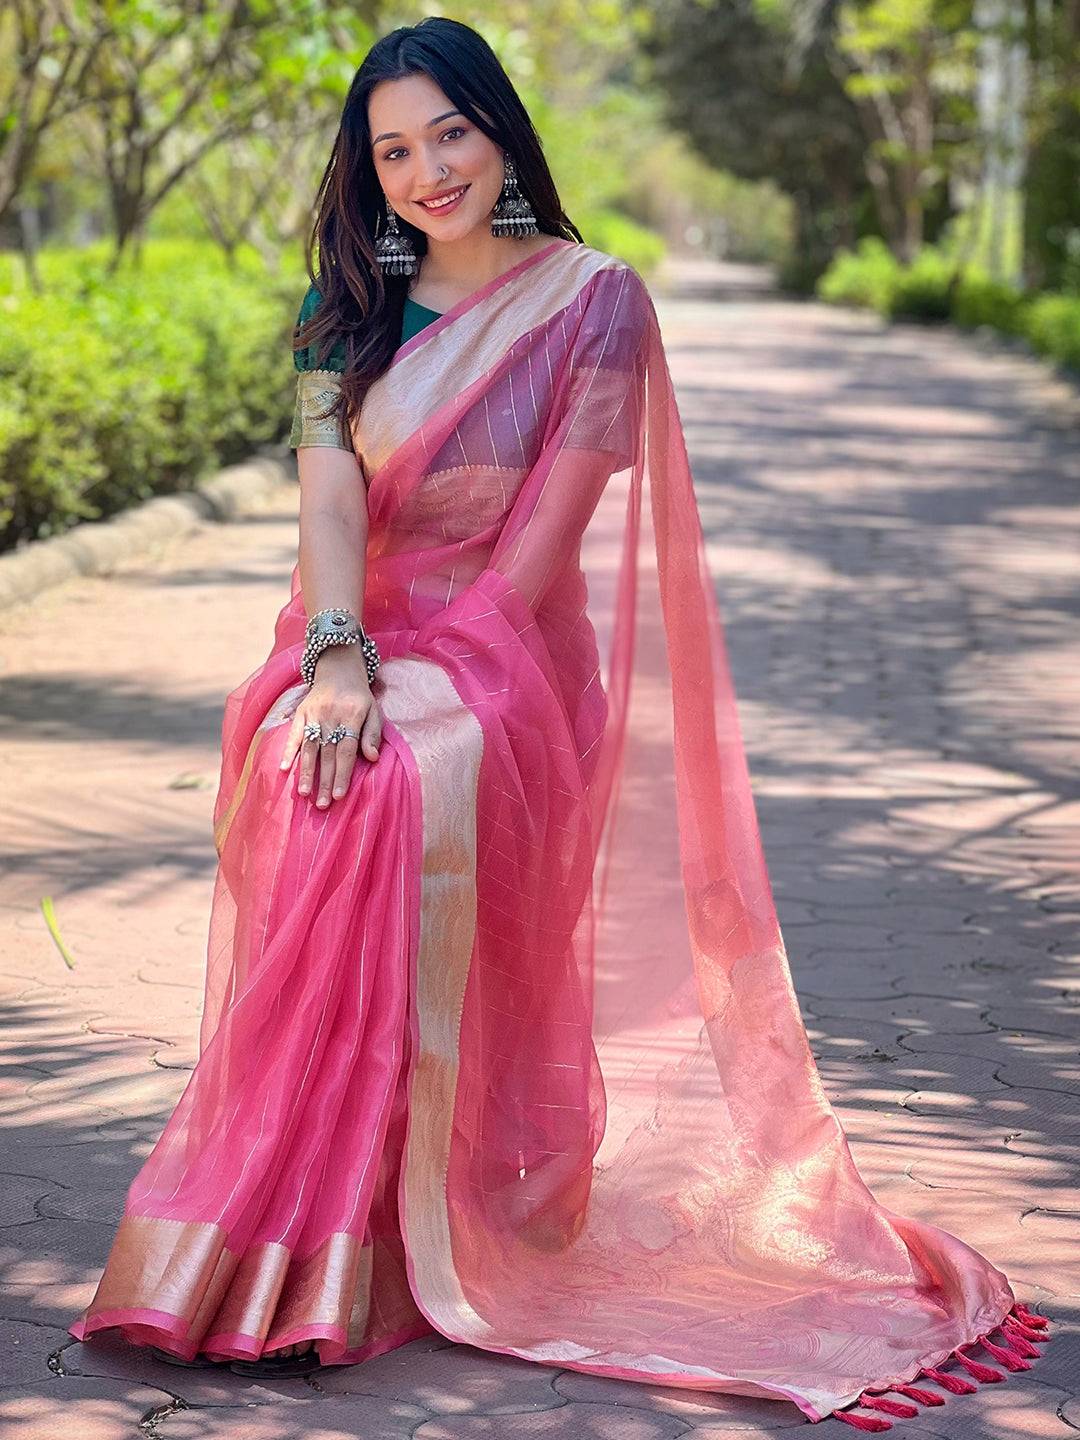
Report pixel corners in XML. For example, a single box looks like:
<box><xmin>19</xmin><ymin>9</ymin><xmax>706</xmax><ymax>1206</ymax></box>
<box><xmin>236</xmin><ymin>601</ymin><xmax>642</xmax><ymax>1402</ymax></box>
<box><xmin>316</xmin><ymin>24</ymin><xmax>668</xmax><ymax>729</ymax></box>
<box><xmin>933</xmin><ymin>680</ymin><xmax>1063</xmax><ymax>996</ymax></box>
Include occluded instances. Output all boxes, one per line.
<box><xmin>302</xmin><ymin>721</ymin><xmax>323</xmax><ymax>744</ymax></box>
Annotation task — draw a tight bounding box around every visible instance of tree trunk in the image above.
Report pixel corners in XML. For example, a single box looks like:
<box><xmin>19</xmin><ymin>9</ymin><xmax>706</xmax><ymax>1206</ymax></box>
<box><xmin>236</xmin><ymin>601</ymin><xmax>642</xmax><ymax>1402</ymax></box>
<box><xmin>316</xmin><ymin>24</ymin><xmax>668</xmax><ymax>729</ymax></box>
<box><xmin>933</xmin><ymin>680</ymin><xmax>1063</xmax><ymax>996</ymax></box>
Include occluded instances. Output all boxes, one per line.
<box><xmin>17</xmin><ymin>202</ymin><xmax>43</xmax><ymax>293</ymax></box>
<box><xmin>976</xmin><ymin>0</ymin><xmax>1029</xmax><ymax>286</ymax></box>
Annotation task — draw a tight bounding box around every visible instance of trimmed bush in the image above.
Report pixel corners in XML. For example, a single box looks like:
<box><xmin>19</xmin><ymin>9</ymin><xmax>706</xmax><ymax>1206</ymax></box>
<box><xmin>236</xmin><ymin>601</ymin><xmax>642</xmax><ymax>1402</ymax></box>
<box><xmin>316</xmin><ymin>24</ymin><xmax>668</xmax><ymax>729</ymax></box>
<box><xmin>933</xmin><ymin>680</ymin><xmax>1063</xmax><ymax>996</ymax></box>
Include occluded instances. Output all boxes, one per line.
<box><xmin>816</xmin><ymin>237</ymin><xmax>901</xmax><ymax>313</ymax></box>
<box><xmin>817</xmin><ymin>238</ymin><xmax>1080</xmax><ymax>377</ymax></box>
<box><xmin>951</xmin><ymin>272</ymin><xmax>1027</xmax><ymax>335</ymax></box>
<box><xmin>1024</xmin><ymin>293</ymin><xmax>1080</xmax><ymax>371</ymax></box>
<box><xmin>0</xmin><ymin>242</ymin><xmax>299</xmax><ymax>550</ymax></box>
<box><xmin>885</xmin><ymin>247</ymin><xmax>955</xmax><ymax>322</ymax></box>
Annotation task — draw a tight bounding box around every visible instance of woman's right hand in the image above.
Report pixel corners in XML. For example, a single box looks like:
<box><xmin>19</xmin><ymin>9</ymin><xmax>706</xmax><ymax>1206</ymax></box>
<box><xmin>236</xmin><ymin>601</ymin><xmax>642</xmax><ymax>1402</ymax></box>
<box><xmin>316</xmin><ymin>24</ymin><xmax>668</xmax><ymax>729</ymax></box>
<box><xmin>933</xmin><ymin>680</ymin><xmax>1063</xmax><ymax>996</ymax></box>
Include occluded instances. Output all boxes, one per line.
<box><xmin>280</xmin><ymin>647</ymin><xmax>383</xmax><ymax>806</ymax></box>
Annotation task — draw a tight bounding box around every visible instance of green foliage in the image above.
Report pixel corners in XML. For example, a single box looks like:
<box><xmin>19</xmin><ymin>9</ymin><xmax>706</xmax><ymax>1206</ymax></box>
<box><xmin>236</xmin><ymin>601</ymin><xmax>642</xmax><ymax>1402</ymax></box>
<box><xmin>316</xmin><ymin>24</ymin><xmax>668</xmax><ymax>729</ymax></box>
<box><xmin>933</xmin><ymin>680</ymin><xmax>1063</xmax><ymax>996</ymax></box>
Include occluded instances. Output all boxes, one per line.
<box><xmin>1024</xmin><ymin>99</ymin><xmax>1080</xmax><ymax>292</ymax></box>
<box><xmin>886</xmin><ymin>246</ymin><xmax>956</xmax><ymax>320</ymax></box>
<box><xmin>0</xmin><ymin>241</ymin><xmax>297</xmax><ymax>550</ymax></box>
<box><xmin>943</xmin><ymin>188</ymin><xmax>1025</xmax><ymax>289</ymax></box>
<box><xmin>816</xmin><ymin>237</ymin><xmax>901</xmax><ymax>311</ymax></box>
<box><xmin>818</xmin><ymin>239</ymin><xmax>958</xmax><ymax>321</ymax></box>
<box><xmin>623</xmin><ymin>129</ymin><xmax>793</xmax><ymax>267</ymax></box>
<box><xmin>950</xmin><ymin>271</ymin><xmax>1026</xmax><ymax>334</ymax></box>
<box><xmin>817</xmin><ymin>239</ymin><xmax>958</xmax><ymax>319</ymax></box>
<box><xmin>577</xmin><ymin>210</ymin><xmax>667</xmax><ymax>273</ymax></box>
<box><xmin>646</xmin><ymin>0</ymin><xmax>865</xmax><ymax>288</ymax></box>
<box><xmin>1024</xmin><ymin>294</ymin><xmax>1080</xmax><ymax>372</ymax></box>
<box><xmin>817</xmin><ymin>237</ymin><xmax>1080</xmax><ymax>374</ymax></box>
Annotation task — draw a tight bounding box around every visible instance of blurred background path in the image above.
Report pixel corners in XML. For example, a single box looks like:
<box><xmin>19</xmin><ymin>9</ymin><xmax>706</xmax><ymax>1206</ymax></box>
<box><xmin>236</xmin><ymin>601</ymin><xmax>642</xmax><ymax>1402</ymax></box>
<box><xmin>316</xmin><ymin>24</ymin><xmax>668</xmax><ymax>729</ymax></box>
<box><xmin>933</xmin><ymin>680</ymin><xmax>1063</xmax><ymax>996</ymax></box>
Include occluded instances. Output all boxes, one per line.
<box><xmin>1</xmin><ymin>256</ymin><xmax>1077</xmax><ymax>1438</ymax></box>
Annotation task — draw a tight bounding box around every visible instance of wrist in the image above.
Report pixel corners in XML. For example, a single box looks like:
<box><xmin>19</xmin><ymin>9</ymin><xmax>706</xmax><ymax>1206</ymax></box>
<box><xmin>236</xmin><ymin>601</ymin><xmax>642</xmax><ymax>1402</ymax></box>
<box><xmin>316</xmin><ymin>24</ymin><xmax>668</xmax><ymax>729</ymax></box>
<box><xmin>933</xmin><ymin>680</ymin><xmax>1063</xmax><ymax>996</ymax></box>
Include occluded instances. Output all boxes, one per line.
<box><xmin>300</xmin><ymin>607</ymin><xmax>381</xmax><ymax>687</ymax></box>
<box><xmin>315</xmin><ymin>646</ymin><xmax>371</xmax><ymax>678</ymax></box>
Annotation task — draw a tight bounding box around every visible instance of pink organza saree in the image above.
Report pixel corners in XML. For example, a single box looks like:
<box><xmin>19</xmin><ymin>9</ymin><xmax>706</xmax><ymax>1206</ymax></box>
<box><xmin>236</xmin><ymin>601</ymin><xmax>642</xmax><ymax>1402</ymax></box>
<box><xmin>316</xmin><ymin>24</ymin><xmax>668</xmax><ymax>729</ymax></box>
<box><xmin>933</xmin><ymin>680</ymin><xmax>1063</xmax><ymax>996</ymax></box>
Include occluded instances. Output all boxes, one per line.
<box><xmin>68</xmin><ymin>238</ymin><xmax>1051</xmax><ymax>1428</ymax></box>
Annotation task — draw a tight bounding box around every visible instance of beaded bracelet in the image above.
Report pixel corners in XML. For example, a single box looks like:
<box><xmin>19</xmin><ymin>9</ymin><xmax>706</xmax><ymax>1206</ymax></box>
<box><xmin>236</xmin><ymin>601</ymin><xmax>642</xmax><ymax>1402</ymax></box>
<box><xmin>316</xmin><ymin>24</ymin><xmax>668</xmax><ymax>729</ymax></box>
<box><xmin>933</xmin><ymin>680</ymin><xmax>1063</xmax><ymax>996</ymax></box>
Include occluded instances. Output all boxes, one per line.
<box><xmin>300</xmin><ymin>607</ymin><xmax>381</xmax><ymax>686</ymax></box>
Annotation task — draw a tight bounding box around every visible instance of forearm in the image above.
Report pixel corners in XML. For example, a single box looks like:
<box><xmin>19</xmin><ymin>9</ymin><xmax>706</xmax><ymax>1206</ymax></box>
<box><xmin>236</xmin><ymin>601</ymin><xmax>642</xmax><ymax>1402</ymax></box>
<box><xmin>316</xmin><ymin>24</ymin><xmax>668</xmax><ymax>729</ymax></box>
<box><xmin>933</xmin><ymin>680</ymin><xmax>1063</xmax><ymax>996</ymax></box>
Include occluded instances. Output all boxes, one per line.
<box><xmin>296</xmin><ymin>448</ymin><xmax>370</xmax><ymax>624</ymax></box>
<box><xmin>286</xmin><ymin>449</ymin><xmax>384</xmax><ymax>799</ymax></box>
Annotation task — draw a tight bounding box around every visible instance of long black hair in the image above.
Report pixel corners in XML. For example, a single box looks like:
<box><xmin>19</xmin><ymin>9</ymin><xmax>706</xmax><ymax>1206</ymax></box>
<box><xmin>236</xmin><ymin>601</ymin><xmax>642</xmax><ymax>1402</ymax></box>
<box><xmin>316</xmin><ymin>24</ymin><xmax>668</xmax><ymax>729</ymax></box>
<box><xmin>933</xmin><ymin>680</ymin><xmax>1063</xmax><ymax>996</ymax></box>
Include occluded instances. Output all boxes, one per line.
<box><xmin>295</xmin><ymin>16</ymin><xmax>583</xmax><ymax>444</ymax></box>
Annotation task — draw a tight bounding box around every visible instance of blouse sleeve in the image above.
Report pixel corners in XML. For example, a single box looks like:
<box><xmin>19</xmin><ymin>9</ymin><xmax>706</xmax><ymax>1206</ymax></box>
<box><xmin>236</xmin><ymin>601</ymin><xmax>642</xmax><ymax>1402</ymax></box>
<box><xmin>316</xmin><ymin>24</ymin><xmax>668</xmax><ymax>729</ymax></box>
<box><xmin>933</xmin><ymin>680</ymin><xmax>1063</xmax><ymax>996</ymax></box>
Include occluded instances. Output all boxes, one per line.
<box><xmin>289</xmin><ymin>284</ymin><xmax>355</xmax><ymax>453</ymax></box>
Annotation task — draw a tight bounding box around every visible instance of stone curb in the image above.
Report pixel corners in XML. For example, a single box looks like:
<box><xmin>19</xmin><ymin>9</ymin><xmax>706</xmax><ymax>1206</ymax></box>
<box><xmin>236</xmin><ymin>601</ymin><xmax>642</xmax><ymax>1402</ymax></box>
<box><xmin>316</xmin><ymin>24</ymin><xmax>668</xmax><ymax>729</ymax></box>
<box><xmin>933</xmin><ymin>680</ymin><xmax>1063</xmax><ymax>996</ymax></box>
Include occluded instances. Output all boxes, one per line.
<box><xmin>0</xmin><ymin>446</ymin><xmax>295</xmax><ymax>613</ymax></box>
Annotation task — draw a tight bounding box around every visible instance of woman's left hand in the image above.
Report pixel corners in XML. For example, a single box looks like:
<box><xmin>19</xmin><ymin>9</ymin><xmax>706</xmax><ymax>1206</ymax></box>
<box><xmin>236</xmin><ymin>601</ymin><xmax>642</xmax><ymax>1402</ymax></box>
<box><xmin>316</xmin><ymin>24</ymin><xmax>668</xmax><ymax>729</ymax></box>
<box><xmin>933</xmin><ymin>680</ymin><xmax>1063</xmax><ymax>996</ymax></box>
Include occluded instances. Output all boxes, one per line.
<box><xmin>280</xmin><ymin>648</ymin><xmax>383</xmax><ymax>806</ymax></box>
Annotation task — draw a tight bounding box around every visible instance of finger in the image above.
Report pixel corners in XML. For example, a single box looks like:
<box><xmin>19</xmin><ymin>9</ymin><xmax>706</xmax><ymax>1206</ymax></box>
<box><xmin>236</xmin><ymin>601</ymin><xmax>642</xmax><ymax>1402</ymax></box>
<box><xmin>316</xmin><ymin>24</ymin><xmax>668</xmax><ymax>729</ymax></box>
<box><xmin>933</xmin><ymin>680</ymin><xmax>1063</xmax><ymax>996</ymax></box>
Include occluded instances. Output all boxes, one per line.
<box><xmin>280</xmin><ymin>712</ymin><xmax>306</xmax><ymax>771</ymax></box>
<box><xmin>360</xmin><ymin>703</ymin><xmax>383</xmax><ymax>763</ymax></box>
<box><xmin>315</xmin><ymin>738</ymin><xmax>337</xmax><ymax>808</ymax></box>
<box><xmin>298</xmin><ymin>728</ymin><xmax>321</xmax><ymax>796</ymax></box>
<box><xmin>331</xmin><ymin>736</ymin><xmax>359</xmax><ymax>799</ymax></box>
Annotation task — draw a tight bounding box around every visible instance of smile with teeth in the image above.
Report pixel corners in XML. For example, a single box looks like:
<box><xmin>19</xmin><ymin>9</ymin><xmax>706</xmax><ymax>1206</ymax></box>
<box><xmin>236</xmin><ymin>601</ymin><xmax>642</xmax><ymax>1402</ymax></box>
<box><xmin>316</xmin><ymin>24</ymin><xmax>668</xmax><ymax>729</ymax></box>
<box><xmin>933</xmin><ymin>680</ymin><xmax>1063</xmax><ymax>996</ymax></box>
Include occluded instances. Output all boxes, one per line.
<box><xmin>417</xmin><ymin>186</ymin><xmax>468</xmax><ymax>210</ymax></box>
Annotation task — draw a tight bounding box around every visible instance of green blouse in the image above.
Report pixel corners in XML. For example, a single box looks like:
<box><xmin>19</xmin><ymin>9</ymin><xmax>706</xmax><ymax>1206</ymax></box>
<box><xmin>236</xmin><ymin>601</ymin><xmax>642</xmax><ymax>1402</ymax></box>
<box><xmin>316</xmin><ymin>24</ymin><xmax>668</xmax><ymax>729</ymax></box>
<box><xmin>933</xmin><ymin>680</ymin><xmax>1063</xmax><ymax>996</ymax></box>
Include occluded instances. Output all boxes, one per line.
<box><xmin>290</xmin><ymin>285</ymin><xmax>442</xmax><ymax>451</ymax></box>
<box><xmin>401</xmin><ymin>294</ymin><xmax>444</xmax><ymax>344</ymax></box>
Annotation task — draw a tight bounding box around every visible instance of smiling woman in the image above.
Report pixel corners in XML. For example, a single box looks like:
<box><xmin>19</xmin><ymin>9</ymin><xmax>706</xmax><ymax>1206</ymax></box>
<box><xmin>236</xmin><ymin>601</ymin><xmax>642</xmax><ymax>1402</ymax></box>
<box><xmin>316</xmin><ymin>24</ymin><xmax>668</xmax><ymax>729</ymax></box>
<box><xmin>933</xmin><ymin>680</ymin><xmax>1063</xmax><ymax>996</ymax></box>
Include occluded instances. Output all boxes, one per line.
<box><xmin>368</xmin><ymin>71</ymin><xmax>553</xmax><ymax>310</ymax></box>
<box><xmin>66</xmin><ymin>13</ymin><xmax>1051</xmax><ymax>1429</ymax></box>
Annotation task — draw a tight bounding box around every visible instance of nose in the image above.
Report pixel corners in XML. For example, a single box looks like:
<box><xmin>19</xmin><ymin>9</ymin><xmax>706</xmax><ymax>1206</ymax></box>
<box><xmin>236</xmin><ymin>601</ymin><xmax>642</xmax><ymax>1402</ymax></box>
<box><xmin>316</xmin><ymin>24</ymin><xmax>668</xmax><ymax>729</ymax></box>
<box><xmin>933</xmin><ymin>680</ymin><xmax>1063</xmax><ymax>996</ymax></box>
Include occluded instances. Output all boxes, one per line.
<box><xmin>414</xmin><ymin>149</ymin><xmax>450</xmax><ymax>190</ymax></box>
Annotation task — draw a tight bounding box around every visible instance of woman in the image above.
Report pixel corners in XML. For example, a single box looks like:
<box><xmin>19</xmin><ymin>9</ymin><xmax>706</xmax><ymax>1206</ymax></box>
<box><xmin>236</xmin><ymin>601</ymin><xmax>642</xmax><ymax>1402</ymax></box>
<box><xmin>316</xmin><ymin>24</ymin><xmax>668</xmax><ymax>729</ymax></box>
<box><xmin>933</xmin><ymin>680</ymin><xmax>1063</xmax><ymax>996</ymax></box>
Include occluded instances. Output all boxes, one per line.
<box><xmin>68</xmin><ymin>17</ymin><xmax>1050</xmax><ymax>1430</ymax></box>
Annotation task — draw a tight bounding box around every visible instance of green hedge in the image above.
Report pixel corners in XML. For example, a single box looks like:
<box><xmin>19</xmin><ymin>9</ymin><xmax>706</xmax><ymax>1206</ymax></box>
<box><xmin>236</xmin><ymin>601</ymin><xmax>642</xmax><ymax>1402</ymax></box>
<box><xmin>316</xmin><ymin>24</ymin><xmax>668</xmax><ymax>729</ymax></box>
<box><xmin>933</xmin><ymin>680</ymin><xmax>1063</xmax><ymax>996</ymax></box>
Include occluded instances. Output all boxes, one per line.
<box><xmin>0</xmin><ymin>240</ymin><xmax>298</xmax><ymax>551</ymax></box>
<box><xmin>888</xmin><ymin>248</ymin><xmax>956</xmax><ymax>322</ymax></box>
<box><xmin>816</xmin><ymin>237</ymin><xmax>900</xmax><ymax>312</ymax></box>
<box><xmin>1024</xmin><ymin>293</ymin><xmax>1080</xmax><ymax>369</ymax></box>
<box><xmin>816</xmin><ymin>237</ymin><xmax>1080</xmax><ymax>372</ymax></box>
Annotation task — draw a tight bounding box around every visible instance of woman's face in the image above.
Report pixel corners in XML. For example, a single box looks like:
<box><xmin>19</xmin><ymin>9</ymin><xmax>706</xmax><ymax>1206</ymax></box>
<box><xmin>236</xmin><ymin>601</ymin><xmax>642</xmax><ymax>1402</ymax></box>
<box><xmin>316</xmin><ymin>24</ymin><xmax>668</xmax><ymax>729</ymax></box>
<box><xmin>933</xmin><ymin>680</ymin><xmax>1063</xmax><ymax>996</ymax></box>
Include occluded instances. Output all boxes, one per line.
<box><xmin>369</xmin><ymin>73</ymin><xmax>504</xmax><ymax>242</ymax></box>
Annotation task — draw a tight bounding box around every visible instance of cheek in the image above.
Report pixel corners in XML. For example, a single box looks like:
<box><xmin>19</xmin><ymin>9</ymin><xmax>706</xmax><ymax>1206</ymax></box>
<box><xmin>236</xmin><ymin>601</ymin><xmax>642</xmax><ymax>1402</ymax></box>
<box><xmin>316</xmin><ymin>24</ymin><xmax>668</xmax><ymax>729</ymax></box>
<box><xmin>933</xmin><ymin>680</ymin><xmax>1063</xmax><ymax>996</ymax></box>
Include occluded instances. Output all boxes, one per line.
<box><xmin>457</xmin><ymin>135</ymin><xmax>502</xmax><ymax>183</ymax></box>
<box><xmin>374</xmin><ymin>163</ymin><xmax>407</xmax><ymax>199</ymax></box>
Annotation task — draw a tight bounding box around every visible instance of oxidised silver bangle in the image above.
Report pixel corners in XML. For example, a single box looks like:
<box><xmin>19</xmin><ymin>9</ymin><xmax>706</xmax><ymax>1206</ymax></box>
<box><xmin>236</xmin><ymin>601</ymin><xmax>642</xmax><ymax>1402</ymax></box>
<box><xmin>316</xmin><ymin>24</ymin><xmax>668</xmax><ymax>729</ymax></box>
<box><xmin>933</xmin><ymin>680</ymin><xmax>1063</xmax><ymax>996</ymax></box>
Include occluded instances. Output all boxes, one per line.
<box><xmin>300</xmin><ymin>607</ymin><xmax>380</xmax><ymax>686</ymax></box>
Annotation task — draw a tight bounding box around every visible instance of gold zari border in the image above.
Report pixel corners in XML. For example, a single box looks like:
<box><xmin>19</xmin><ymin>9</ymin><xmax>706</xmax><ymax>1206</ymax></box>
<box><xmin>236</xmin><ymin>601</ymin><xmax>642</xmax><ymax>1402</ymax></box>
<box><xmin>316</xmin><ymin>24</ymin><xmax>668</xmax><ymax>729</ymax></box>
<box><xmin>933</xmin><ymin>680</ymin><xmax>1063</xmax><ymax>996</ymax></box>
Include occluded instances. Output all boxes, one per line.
<box><xmin>73</xmin><ymin>1212</ymin><xmax>419</xmax><ymax>1353</ymax></box>
<box><xmin>376</xmin><ymin>656</ymin><xmax>495</xmax><ymax>1341</ymax></box>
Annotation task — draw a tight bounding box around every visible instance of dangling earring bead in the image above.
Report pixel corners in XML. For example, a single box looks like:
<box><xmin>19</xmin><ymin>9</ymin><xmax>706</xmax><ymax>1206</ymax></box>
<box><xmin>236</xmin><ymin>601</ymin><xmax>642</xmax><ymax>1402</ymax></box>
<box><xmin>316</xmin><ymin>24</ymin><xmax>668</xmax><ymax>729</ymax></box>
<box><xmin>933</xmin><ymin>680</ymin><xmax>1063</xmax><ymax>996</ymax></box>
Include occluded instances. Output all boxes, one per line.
<box><xmin>491</xmin><ymin>154</ymin><xmax>539</xmax><ymax>238</ymax></box>
<box><xmin>374</xmin><ymin>198</ymin><xmax>418</xmax><ymax>276</ymax></box>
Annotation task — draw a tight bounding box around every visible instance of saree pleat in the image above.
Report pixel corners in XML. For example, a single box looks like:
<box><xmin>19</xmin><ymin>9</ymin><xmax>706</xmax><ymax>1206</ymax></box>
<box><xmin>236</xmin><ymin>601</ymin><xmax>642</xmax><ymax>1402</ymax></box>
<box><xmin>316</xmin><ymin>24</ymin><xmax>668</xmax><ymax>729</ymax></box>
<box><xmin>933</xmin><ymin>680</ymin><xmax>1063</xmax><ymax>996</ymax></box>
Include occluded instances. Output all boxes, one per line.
<box><xmin>69</xmin><ymin>238</ymin><xmax>1049</xmax><ymax>1422</ymax></box>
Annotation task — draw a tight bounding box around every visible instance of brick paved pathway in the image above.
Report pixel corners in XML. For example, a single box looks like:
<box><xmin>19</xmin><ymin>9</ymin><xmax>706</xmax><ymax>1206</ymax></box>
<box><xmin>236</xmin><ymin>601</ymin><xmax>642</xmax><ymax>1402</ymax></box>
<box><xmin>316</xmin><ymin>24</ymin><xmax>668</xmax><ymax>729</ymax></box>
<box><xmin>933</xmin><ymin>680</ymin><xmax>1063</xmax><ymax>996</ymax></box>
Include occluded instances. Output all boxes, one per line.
<box><xmin>1</xmin><ymin>259</ymin><xmax>1076</xmax><ymax>1438</ymax></box>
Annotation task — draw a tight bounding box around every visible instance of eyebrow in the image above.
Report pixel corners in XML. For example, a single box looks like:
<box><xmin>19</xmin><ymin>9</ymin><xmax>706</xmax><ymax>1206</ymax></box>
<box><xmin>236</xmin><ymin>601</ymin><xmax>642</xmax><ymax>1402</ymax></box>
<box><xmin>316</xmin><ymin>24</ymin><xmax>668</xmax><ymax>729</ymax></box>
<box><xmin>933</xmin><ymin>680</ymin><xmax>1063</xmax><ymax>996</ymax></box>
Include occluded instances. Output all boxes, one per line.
<box><xmin>372</xmin><ymin>109</ymin><xmax>464</xmax><ymax>145</ymax></box>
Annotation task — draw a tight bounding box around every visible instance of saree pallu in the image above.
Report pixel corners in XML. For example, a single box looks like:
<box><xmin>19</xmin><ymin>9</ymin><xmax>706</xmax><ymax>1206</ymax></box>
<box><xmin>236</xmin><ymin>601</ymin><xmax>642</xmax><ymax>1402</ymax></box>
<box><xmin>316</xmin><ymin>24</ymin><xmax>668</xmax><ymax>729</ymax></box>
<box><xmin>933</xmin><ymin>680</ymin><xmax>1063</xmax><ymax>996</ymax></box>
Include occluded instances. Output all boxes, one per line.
<box><xmin>69</xmin><ymin>238</ymin><xmax>1050</xmax><ymax>1427</ymax></box>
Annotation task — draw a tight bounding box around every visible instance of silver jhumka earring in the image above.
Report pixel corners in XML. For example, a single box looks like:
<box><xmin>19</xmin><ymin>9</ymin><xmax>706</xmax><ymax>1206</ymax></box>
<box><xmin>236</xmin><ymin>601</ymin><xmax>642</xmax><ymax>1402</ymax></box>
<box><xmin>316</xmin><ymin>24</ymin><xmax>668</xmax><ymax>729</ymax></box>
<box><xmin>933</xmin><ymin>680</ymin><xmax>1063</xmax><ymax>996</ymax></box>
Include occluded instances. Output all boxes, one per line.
<box><xmin>374</xmin><ymin>197</ymin><xmax>419</xmax><ymax>276</ymax></box>
<box><xmin>490</xmin><ymin>154</ymin><xmax>539</xmax><ymax>238</ymax></box>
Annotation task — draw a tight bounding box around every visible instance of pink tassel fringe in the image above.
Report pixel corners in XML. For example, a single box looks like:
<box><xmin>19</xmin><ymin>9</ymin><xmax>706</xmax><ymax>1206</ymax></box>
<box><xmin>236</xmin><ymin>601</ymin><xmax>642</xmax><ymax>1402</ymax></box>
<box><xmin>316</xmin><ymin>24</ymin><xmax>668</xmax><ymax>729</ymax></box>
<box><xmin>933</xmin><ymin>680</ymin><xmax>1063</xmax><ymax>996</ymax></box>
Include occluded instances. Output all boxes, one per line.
<box><xmin>951</xmin><ymin>1348</ymin><xmax>1004</xmax><ymax>1383</ymax></box>
<box><xmin>919</xmin><ymin>1364</ymin><xmax>978</xmax><ymax>1394</ymax></box>
<box><xmin>859</xmin><ymin>1396</ymin><xmax>920</xmax><ymax>1417</ymax></box>
<box><xmin>831</xmin><ymin>1302</ymin><xmax>1052</xmax><ymax>1431</ymax></box>
<box><xmin>978</xmin><ymin>1333</ymin><xmax>1030</xmax><ymax>1371</ymax></box>
<box><xmin>892</xmin><ymin>1383</ymin><xmax>944</xmax><ymax>1406</ymax></box>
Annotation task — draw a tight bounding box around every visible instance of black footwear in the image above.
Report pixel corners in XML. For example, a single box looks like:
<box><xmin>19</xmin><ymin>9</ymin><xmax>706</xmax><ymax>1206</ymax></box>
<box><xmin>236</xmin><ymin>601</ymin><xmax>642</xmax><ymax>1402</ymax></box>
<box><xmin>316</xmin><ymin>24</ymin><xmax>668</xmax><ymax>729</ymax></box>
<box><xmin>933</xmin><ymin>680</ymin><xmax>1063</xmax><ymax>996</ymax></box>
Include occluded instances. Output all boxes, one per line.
<box><xmin>147</xmin><ymin>1344</ymin><xmax>229</xmax><ymax>1368</ymax></box>
<box><xmin>228</xmin><ymin>1345</ymin><xmax>321</xmax><ymax>1377</ymax></box>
